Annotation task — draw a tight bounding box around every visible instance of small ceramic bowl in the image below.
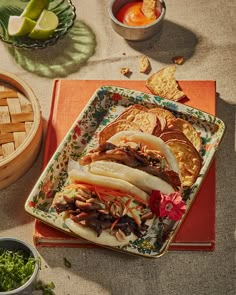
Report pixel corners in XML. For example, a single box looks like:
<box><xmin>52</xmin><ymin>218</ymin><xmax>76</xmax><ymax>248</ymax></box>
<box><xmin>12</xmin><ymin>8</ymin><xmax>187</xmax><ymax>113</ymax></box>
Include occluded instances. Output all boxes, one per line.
<box><xmin>108</xmin><ymin>0</ymin><xmax>166</xmax><ymax>41</ymax></box>
<box><xmin>0</xmin><ymin>238</ymin><xmax>39</xmax><ymax>295</ymax></box>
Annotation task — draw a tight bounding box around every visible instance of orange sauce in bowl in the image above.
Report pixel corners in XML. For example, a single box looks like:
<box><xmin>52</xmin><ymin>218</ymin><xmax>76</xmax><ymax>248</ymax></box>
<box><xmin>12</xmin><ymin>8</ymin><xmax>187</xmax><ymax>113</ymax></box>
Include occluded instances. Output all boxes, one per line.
<box><xmin>115</xmin><ymin>1</ymin><xmax>161</xmax><ymax>26</ymax></box>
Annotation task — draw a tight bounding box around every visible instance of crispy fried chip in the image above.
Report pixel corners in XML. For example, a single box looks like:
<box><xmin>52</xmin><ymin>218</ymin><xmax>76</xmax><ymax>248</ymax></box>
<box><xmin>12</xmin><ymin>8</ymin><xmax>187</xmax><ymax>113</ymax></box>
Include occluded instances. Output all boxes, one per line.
<box><xmin>151</xmin><ymin>117</ymin><xmax>162</xmax><ymax>136</ymax></box>
<box><xmin>166</xmin><ymin>139</ymin><xmax>202</xmax><ymax>187</ymax></box>
<box><xmin>115</xmin><ymin>105</ymin><xmax>157</xmax><ymax>134</ymax></box>
<box><xmin>139</xmin><ymin>55</ymin><xmax>150</xmax><ymax>73</ymax></box>
<box><xmin>152</xmin><ymin>115</ymin><xmax>166</xmax><ymax>136</ymax></box>
<box><xmin>141</xmin><ymin>0</ymin><xmax>157</xmax><ymax>19</ymax></box>
<box><xmin>146</xmin><ymin>65</ymin><xmax>186</xmax><ymax>101</ymax></box>
<box><xmin>148</xmin><ymin>107</ymin><xmax>176</xmax><ymax>127</ymax></box>
<box><xmin>160</xmin><ymin>130</ymin><xmax>192</xmax><ymax>146</ymax></box>
<box><xmin>99</xmin><ymin>120</ymin><xmax>141</xmax><ymax>144</ymax></box>
<box><xmin>115</xmin><ymin>104</ymin><xmax>148</xmax><ymax>120</ymax></box>
<box><xmin>126</xmin><ymin>110</ymin><xmax>157</xmax><ymax>134</ymax></box>
<box><xmin>156</xmin><ymin>115</ymin><xmax>166</xmax><ymax>131</ymax></box>
<box><xmin>169</xmin><ymin>118</ymin><xmax>202</xmax><ymax>151</ymax></box>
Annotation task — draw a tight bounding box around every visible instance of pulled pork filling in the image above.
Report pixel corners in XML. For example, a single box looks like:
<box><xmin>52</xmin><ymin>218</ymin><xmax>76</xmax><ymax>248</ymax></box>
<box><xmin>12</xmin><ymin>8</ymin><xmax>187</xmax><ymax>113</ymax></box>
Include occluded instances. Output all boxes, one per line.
<box><xmin>54</xmin><ymin>184</ymin><xmax>152</xmax><ymax>239</ymax></box>
<box><xmin>79</xmin><ymin>142</ymin><xmax>181</xmax><ymax>187</ymax></box>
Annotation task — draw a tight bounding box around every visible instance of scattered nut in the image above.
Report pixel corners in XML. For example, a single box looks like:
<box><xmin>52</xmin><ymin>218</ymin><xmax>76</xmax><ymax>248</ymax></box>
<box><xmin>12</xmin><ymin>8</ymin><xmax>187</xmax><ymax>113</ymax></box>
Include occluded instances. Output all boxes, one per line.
<box><xmin>139</xmin><ymin>55</ymin><xmax>150</xmax><ymax>73</ymax></box>
<box><xmin>110</xmin><ymin>203</ymin><xmax>124</xmax><ymax>218</ymax></box>
<box><xmin>172</xmin><ymin>56</ymin><xmax>184</xmax><ymax>65</ymax></box>
<box><xmin>115</xmin><ymin>229</ymin><xmax>127</xmax><ymax>241</ymax></box>
<box><xmin>75</xmin><ymin>200</ymin><xmax>102</xmax><ymax>210</ymax></box>
<box><xmin>120</xmin><ymin>67</ymin><xmax>130</xmax><ymax>75</ymax></box>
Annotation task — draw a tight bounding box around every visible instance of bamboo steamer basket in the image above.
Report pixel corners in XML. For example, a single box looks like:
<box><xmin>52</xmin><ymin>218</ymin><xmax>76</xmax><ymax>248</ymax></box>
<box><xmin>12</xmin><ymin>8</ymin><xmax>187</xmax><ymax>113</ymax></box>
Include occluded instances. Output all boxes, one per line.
<box><xmin>0</xmin><ymin>70</ymin><xmax>42</xmax><ymax>189</ymax></box>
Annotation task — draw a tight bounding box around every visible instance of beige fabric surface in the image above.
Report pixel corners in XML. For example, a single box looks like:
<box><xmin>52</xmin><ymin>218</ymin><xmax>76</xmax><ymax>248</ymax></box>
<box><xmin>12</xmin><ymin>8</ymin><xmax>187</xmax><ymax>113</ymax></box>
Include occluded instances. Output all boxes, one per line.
<box><xmin>0</xmin><ymin>1</ymin><xmax>235</xmax><ymax>294</ymax></box>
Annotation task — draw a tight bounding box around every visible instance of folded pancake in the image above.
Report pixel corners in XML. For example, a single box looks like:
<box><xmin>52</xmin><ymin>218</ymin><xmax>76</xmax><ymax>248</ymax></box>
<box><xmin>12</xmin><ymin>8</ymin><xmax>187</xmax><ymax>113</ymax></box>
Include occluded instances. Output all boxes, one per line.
<box><xmin>79</xmin><ymin>131</ymin><xmax>181</xmax><ymax>189</ymax></box>
<box><xmin>65</xmin><ymin>218</ymin><xmax>137</xmax><ymax>247</ymax></box>
<box><xmin>52</xmin><ymin>169</ymin><xmax>153</xmax><ymax>247</ymax></box>
<box><xmin>108</xmin><ymin>131</ymin><xmax>179</xmax><ymax>174</ymax></box>
<box><xmin>88</xmin><ymin>160</ymin><xmax>175</xmax><ymax>194</ymax></box>
<box><xmin>69</xmin><ymin>168</ymin><xmax>149</xmax><ymax>204</ymax></box>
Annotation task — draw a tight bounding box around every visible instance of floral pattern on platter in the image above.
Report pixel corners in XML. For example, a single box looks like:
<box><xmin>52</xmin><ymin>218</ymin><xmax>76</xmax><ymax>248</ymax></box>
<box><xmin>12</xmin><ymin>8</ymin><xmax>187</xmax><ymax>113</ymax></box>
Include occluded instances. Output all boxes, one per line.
<box><xmin>25</xmin><ymin>86</ymin><xmax>225</xmax><ymax>258</ymax></box>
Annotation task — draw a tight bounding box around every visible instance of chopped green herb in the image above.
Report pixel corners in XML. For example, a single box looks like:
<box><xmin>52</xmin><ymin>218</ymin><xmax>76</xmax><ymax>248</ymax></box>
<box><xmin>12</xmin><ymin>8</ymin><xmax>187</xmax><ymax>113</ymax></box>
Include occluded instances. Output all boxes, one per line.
<box><xmin>35</xmin><ymin>280</ymin><xmax>55</xmax><ymax>294</ymax></box>
<box><xmin>0</xmin><ymin>248</ymin><xmax>36</xmax><ymax>292</ymax></box>
<box><xmin>63</xmin><ymin>257</ymin><xmax>72</xmax><ymax>268</ymax></box>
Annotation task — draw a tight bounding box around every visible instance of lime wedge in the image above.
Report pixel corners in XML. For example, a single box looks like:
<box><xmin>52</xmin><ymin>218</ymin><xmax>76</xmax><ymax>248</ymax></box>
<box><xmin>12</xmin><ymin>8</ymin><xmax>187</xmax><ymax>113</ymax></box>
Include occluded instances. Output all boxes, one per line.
<box><xmin>8</xmin><ymin>16</ymin><xmax>36</xmax><ymax>37</ymax></box>
<box><xmin>21</xmin><ymin>0</ymin><xmax>50</xmax><ymax>20</ymax></box>
<box><xmin>28</xmin><ymin>10</ymin><xmax>59</xmax><ymax>40</ymax></box>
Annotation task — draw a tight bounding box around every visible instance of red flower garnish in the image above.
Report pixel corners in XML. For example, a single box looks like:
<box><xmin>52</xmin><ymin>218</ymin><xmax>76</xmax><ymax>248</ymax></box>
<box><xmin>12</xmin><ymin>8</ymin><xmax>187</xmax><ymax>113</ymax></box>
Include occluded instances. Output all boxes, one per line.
<box><xmin>150</xmin><ymin>190</ymin><xmax>186</xmax><ymax>221</ymax></box>
<box><xmin>160</xmin><ymin>192</ymin><xmax>186</xmax><ymax>221</ymax></box>
<box><xmin>149</xmin><ymin>190</ymin><xmax>162</xmax><ymax>216</ymax></box>
<box><xmin>112</xmin><ymin>93</ymin><xmax>122</xmax><ymax>101</ymax></box>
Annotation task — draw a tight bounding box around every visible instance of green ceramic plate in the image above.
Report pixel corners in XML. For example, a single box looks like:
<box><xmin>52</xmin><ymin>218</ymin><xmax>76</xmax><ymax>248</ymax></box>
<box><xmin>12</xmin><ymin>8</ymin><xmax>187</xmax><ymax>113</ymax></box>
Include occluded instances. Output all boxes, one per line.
<box><xmin>0</xmin><ymin>0</ymin><xmax>76</xmax><ymax>49</ymax></box>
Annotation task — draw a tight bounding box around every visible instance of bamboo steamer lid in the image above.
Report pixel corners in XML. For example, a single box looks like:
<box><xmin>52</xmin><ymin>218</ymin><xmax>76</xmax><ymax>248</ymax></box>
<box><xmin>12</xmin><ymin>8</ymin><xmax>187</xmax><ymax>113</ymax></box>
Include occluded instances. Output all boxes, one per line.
<box><xmin>0</xmin><ymin>70</ymin><xmax>42</xmax><ymax>189</ymax></box>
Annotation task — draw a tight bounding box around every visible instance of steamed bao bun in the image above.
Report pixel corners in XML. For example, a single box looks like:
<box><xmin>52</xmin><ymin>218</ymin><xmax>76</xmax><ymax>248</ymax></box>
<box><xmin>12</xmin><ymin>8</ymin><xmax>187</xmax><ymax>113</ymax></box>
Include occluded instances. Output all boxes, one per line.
<box><xmin>108</xmin><ymin>131</ymin><xmax>180</xmax><ymax>174</ymax></box>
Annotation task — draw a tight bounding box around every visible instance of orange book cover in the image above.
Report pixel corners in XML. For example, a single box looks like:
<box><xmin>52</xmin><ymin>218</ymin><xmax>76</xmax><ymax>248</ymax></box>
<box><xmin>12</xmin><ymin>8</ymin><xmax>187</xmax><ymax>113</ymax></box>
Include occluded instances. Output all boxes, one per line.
<box><xmin>34</xmin><ymin>80</ymin><xmax>216</xmax><ymax>251</ymax></box>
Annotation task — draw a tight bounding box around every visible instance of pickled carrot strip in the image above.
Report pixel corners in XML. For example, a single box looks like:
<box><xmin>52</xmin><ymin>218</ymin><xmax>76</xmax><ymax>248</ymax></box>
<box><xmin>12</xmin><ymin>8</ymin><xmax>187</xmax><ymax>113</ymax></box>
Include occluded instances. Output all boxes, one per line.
<box><xmin>129</xmin><ymin>209</ymin><xmax>141</xmax><ymax>226</ymax></box>
<box><xmin>69</xmin><ymin>181</ymin><xmax>148</xmax><ymax>206</ymax></box>
<box><xmin>110</xmin><ymin>218</ymin><xmax>120</xmax><ymax>231</ymax></box>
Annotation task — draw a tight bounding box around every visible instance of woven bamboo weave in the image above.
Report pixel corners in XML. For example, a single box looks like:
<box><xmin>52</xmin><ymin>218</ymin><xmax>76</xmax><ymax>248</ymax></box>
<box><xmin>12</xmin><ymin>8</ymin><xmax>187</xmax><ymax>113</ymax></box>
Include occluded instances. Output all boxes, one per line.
<box><xmin>0</xmin><ymin>70</ymin><xmax>42</xmax><ymax>189</ymax></box>
<box><xmin>0</xmin><ymin>85</ymin><xmax>34</xmax><ymax>160</ymax></box>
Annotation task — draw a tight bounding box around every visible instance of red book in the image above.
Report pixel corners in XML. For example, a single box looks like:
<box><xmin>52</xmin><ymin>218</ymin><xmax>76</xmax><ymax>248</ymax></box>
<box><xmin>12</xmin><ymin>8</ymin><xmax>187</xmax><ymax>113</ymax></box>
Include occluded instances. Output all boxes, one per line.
<box><xmin>34</xmin><ymin>79</ymin><xmax>216</xmax><ymax>251</ymax></box>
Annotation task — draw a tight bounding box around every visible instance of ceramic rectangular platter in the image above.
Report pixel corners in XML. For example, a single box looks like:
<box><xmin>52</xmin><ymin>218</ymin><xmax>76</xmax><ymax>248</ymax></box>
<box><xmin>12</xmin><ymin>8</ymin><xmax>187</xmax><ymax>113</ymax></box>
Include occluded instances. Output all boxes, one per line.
<box><xmin>25</xmin><ymin>86</ymin><xmax>225</xmax><ymax>258</ymax></box>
